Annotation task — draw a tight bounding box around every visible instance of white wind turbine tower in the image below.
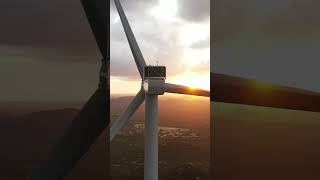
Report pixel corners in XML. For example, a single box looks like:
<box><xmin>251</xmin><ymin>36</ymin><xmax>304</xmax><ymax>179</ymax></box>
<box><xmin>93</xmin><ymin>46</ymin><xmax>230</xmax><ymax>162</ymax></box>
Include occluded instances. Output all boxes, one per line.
<box><xmin>111</xmin><ymin>0</ymin><xmax>210</xmax><ymax>179</ymax></box>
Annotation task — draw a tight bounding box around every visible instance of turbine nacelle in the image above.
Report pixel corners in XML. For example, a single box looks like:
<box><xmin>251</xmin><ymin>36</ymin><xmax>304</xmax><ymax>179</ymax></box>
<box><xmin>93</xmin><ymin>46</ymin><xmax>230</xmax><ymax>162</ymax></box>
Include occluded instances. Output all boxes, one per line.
<box><xmin>144</xmin><ymin>65</ymin><xmax>166</xmax><ymax>79</ymax></box>
<box><xmin>142</xmin><ymin>65</ymin><xmax>166</xmax><ymax>95</ymax></box>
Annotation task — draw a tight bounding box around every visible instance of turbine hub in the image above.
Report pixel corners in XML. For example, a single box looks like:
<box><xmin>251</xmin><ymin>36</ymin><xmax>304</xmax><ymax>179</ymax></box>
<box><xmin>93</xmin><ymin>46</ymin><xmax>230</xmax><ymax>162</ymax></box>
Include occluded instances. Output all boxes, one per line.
<box><xmin>143</xmin><ymin>79</ymin><xmax>165</xmax><ymax>95</ymax></box>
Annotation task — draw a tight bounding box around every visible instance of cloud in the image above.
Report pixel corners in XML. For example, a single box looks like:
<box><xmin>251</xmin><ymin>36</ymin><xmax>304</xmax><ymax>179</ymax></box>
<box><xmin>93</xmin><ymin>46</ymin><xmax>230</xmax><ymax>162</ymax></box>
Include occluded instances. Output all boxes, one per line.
<box><xmin>177</xmin><ymin>0</ymin><xmax>210</xmax><ymax>22</ymax></box>
<box><xmin>0</xmin><ymin>0</ymin><xmax>100</xmax><ymax>63</ymax></box>
<box><xmin>212</xmin><ymin>0</ymin><xmax>320</xmax><ymax>43</ymax></box>
<box><xmin>110</xmin><ymin>0</ymin><xmax>210</xmax><ymax>81</ymax></box>
<box><xmin>110</xmin><ymin>0</ymin><xmax>157</xmax><ymax>14</ymax></box>
<box><xmin>212</xmin><ymin>0</ymin><xmax>320</xmax><ymax>91</ymax></box>
<box><xmin>191</xmin><ymin>39</ymin><xmax>210</xmax><ymax>49</ymax></box>
<box><xmin>261</xmin><ymin>0</ymin><xmax>320</xmax><ymax>36</ymax></box>
<box><xmin>1</xmin><ymin>0</ymin><xmax>210</xmax><ymax>83</ymax></box>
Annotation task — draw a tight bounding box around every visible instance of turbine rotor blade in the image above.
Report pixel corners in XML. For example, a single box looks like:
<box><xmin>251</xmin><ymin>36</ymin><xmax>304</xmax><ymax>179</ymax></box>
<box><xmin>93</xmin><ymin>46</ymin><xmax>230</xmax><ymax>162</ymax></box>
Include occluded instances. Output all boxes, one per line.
<box><xmin>110</xmin><ymin>89</ymin><xmax>145</xmax><ymax>141</ymax></box>
<box><xmin>114</xmin><ymin>0</ymin><xmax>146</xmax><ymax>78</ymax></box>
<box><xmin>211</xmin><ymin>73</ymin><xmax>320</xmax><ymax>112</ymax></box>
<box><xmin>165</xmin><ymin>83</ymin><xmax>210</xmax><ymax>97</ymax></box>
<box><xmin>30</xmin><ymin>88</ymin><xmax>108</xmax><ymax>180</ymax></box>
<box><xmin>30</xmin><ymin>1</ymin><xmax>109</xmax><ymax>179</ymax></box>
<box><xmin>81</xmin><ymin>0</ymin><xmax>108</xmax><ymax>59</ymax></box>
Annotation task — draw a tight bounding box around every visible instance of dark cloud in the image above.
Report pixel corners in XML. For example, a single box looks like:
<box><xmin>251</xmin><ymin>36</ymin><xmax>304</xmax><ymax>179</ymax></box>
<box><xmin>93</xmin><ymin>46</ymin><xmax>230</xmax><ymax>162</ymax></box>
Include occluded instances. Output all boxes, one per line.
<box><xmin>212</xmin><ymin>0</ymin><xmax>320</xmax><ymax>43</ymax></box>
<box><xmin>212</xmin><ymin>0</ymin><xmax>320</xmax><ymax>92</ymax></box>
<box><xmin>177</xmin><ymin>0</ymin><xmax>210</xmax><ymax>22</ymax></box>
<box><xmin>212</xmin><ymin>0</ymin><xmax>261</xmax><ymax>43</ymax></box>
<box><xmin>0</xmin><ymin>0</ymin><xmax>100</xmax><ymax>63</ymax></box>
<box><xmin>261</xmin><ymin>0</ymin><xmax>320</xmax><ymax>36</ymax></box>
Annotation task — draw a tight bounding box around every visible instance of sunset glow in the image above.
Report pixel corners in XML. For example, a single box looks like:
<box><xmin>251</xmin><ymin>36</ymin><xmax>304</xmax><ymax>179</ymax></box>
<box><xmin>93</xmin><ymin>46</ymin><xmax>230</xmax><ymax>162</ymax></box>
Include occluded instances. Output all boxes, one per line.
<box><xmin>169</xmin><ymin>72</ymin><xmax>210</xmax><ymax>90</ymax></box>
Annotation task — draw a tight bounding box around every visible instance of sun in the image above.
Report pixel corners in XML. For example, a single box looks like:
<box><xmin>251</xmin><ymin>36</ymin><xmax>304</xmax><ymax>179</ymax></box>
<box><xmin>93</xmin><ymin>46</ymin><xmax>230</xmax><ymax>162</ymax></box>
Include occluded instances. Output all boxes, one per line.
<box><xmin>168</xmin><ymin>71</ymin><xmax>210</xmax><ymax>90</ymax></box>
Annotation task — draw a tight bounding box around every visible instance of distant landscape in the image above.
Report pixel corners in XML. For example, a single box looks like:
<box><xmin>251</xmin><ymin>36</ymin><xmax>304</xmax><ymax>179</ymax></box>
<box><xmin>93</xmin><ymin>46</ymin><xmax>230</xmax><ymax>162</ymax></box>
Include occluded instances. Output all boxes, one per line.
<box><xmin>212</xmin><ymin>102</ymin><xmax>320</xmax><ymax>180</ymax></box>
<box><xmin>1</xmin><ymin>97</ymin><xmax>319</xmax><ymax>180</ymax></box>
<box><xmin>110</xmin><ymin>95</ymin><xmax>210</xmax><ymax>180</ymax></box>
<box><xmin>0</xmin><ymin>95</ymin><xmax>210</xmax><ymax>180</ymax></box>
<box><xmin>0</xmin><ymin>101</ymin><xmax>107</xmax><ymax>180</ymax></box>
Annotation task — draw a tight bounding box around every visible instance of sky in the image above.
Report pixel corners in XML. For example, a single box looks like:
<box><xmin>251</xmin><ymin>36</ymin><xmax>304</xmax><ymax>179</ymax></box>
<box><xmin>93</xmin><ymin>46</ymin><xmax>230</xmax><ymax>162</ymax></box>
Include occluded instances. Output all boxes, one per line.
<box><xmin>0</xmin><ymin>0</ymin><xmax>100</xmax><ymax>101</ymax></box>
<box><xmin>1</xmin><ymin>0</ymin><xmax>319</xmax><ymax>101</ymax></box>
<box><xmin>110</xmin><ymin>0</ymin><xmax>210</xmax><ymax>95</ymax></box>
<box><xmin>212</xmin><ymin>0</ymin><xmax>320</xmax><ymax>92</ymax></box>
<box><xmin>0</xmin><ymin>0</ymin><xmax>210</xmax><ymax>101</ymax></box>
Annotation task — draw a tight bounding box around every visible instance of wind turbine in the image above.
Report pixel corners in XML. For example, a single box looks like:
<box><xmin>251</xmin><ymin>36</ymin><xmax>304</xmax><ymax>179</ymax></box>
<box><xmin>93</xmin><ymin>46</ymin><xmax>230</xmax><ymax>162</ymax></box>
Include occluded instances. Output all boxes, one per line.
<box><xmin>28</xmin><ymin>0</ymin><xmax>320</xmax><ymax>179</ymax></box>
<box><xmin>110</xmin><ymin>0</ymin><xmax>210</xmax><ymax>180</ymax></box>
<box><xmin>30</xmin><ymin>0</ymin><xmax>109</xmax><ymax>179</ymax></box>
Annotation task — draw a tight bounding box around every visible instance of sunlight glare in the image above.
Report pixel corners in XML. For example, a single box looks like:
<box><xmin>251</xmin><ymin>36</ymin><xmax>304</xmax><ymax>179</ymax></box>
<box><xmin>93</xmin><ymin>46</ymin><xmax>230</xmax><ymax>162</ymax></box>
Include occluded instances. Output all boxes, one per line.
<box><xmin>169</xmin><ymin>72</ymin><xmax>210</xmax><ymax>90</ymax></box>
<box><xmin>150</xmin><ymin>0</ymin><xmax>178</xmax><ymax>21</ymax></box>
